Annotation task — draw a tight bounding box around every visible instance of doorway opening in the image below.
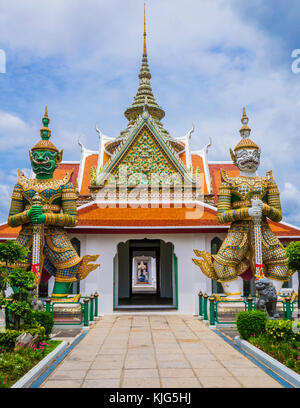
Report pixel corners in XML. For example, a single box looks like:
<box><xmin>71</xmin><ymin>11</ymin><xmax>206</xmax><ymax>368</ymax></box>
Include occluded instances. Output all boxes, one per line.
<box><xmin>113</xmin><ymin>238</ymin><xmax>178</xmax><ymax>309</ymax></box>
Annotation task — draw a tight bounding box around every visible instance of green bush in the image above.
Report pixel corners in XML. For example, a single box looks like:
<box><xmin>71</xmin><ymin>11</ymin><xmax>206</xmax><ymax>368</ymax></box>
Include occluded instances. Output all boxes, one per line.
<box><xmin>4</xmin><ymin>268</ymin><xmax>36</xmax><ymax>331</ymax></box>
<box><xmin>286</xmin><ymin>241</ymin><xmax>300</xmax><ymax>271</ymax></box>
<box><xmin>264</xmin><ymin>319</ymin><xmax>300</xmax><ymax>343</ymax></box>
<box><xmin>8</xmin><ymin>300</ymin><xmax>32</xmax><ymax>317</ymax></box>
<box><xmin>0</xmin><ymin>326</ymin><xmax>46</xmax><ymax>352</ymax></box>
<box><xmin>31</xmin><ymin>311</ymin><xmax>54</xmax><ymax>337</ymax></box>
<box><xmin>0</xmin><ymin>330</ymin><xmax>22</xmax><ymax>352</ymax></box>
<box><xmin>5</xmin><ymin>268</ymin><xmax>34</xmax><ymax>291</ymax></box>
<box><xmin>249</xmin><ymin>334</ymin><xmax>300</xmax><ymax>374</ymax></box>
<box><xmin>236</xmin><ymin>310</ymin><xmax>268</xmax><ymax>340</ymax></box>
<box><xmin>0</xmin><ymin>340</ymin><xmax>61</xmax><ymax>388</ymax></box>
<box><xmin>27</xmin><ymin>326</ymin><xmax>46</xmax><ymax>343</ymax></box>
<box><xmin>18</xmin><ymin>326</ymin><xmax>47</xmax><ymax>343</ymax></box>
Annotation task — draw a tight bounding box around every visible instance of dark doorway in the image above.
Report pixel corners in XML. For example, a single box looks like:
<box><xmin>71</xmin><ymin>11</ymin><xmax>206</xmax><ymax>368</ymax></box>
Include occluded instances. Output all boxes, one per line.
<box><xmin>114</xmin><ymin>238</ymin><xmax>178</xmax><ymax>309</ymax></box>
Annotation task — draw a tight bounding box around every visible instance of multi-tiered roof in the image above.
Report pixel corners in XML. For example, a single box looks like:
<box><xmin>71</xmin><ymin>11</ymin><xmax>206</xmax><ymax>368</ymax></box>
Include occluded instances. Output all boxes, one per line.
<box><xmin>0</xmin><ymin>7</ymin><xmax>299</xmax><ymax>240</ymax></box>
<box><xmin>105</xmin><ymin>5</ymin><xmax>184</xmax><ymax>156</ymax></box>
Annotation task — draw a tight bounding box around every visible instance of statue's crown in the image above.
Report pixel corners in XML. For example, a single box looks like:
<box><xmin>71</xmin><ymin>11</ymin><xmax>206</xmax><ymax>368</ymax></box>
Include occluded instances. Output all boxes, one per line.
<box><xmin>233</xmin><ymin>107</ymin><xmax>259</xmax><ymax>152</ymax></box>
<box><xmin>31</xmin><ymin>107</ymin><xmax>59</xmax><ymax>153</ymax></box>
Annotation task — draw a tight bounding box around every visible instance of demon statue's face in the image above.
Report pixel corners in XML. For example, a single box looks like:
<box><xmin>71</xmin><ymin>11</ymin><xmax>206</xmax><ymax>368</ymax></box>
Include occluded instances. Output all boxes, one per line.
<box><xmin>236</xmin><ymin>148</ymin><xmax>260</xmax><ymax>174</ymax></box>
<box><xmin>30</xmin><ymin>149</ymin><xmax>59</xmax><ymax>179</ymax></box>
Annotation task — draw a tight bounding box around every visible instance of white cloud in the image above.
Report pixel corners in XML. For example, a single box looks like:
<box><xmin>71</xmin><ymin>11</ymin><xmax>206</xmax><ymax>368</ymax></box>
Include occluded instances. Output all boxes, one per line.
<box><xmin>0</xmin><ymin>0</ymin><xmax>299</xmax><ymax>225</ymax></box>
<box><xmin>279</xmin><ymin>182</ymin><xmax>300</xmax><ymax>227</ymax></box>
<box><xmin>281</xmin><ymin>182</ymin><xmax>300</xmax><ymax>207</ymax></box>
<box><xmin>0</xmin><ymin>111</ymin><xmax>37</xmax><ymax>150</ymax></box>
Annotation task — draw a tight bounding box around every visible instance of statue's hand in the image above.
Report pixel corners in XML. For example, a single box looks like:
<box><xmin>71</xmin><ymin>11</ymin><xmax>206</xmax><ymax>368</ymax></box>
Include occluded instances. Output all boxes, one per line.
<box><xmin>28</xmin><ymin>205</ymin><xmax>46</xmax><ymax>224</ymax></box>
<box><xmin>249</xmin><ymin>198</ymin><xmax>263</xmax><ymax>219</ymax></box>
<box><xmin>248</xmin><ymin>206</ymin><xmax>262</xmax><ymax>218</ymax></box>
<box><xmin>251</xmin><ymin>198</ymin><xmax>263</xmax><ymax>209</ymax></box>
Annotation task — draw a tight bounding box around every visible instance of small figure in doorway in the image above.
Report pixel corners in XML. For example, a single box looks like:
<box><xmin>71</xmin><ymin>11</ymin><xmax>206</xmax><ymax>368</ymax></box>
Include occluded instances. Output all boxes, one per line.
<box><xmin>137</xmin><ymin>261</ymin><xmax>148</xmax><ymax>283</ymax></box>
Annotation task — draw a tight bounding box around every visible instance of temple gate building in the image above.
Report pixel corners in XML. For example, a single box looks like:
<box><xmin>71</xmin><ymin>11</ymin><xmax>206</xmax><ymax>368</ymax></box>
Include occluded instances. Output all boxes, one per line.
<box><xmin>0</xmin><ymin>12</ymin><xmax>299</xmax><ymax>314</ymax></box>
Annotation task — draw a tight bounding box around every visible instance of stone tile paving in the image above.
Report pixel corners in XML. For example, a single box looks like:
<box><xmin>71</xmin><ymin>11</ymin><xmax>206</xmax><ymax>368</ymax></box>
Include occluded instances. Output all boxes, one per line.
<box><xmin>40</xmin><ymin>315</ymin><xmax>282</xmax><ymax>388</ymax></box>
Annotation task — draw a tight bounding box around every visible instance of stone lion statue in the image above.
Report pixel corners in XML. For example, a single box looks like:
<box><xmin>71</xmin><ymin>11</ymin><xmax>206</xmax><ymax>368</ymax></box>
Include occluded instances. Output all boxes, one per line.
<box><xmin>255</xmin><ymin>277</ymin><xmax>280</xmax><ymax>319</ymax></box>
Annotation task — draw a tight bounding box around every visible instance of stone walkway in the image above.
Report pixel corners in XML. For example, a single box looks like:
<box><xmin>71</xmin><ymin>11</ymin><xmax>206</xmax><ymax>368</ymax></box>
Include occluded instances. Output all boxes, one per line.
<box><xmin>40</xmin><ymin>315</ymin><xmax>283</xmax><ymax>388</ymax></box>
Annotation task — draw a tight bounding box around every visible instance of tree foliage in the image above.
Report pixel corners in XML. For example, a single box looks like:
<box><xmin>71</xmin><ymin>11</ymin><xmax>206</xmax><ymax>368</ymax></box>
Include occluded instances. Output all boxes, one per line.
<box><xmin>0</xmin><ymin>240</ymin><xmax>29</xmax><ymax>266</ymax></box>
<box><xmin>286</xmin><ymin>241</ymin><xmax>300</xmax><ymax>271</ymax></box>
<box><xmin>0</xmin><ymin>241</ymin><xmax>30</xmax><ymax>298</ymax></box>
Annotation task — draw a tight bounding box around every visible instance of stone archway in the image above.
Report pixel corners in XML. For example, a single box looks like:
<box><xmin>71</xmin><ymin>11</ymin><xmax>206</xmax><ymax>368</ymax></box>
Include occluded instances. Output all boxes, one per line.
<box><xmin>113</xmin><ymin>238</ymin><xmax>178</xmax><ymax>310</ymax></box>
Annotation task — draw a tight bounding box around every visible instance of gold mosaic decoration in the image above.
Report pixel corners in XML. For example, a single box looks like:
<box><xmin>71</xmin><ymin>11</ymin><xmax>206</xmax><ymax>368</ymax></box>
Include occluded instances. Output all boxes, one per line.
<box><xmin>110</xmin><ymin>129</ymin><xmax>179</xmax><ymax>185</ymax></box>
<box><xmin>17</xmin><ymin>169</ymin><xmax>72</xmax><ymax>194</ymax></box>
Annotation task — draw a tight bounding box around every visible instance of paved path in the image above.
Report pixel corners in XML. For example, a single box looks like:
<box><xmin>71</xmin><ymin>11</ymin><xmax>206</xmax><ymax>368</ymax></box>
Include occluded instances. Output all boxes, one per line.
<box><xmin>41</xmin><ymin>315</ymin><xmax>282</xmax><ymax>388</ymax></box>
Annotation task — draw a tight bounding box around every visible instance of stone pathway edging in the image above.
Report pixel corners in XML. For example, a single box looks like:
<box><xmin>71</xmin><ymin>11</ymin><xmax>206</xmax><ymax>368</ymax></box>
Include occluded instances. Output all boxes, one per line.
<box><xmin>39</xmin><ymin>315</ymin><xmax>285</xmax><ymax>388</ymax></box>
<box><xmin>29</xmin><ymin>330</ymin><xmax>89</xmax><ymax>388</ymax></box>
<box><xmin>12</xmin><ymin>341</ymin><xmax>69</xmax><ymax>388</ymax></box>
<box><xmin>234</xmin><ymin>335</ymin><xmax>300</xmax><ymax>388</ymax></box>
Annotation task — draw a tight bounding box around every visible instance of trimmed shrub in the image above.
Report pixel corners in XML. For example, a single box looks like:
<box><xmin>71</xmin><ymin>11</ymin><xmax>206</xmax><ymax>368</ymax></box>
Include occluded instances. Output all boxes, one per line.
<box><xmin>236</xmin><ymin>310</ymin><xmax>268</xmax><ymax>340</ymax></box>
<box><xmin>27</xmin><ymin>326</ymin><xmax>46</xmax><ymax>343</ymax></box>
<box><xmin>31</xmin><ymin>311</ymin><xmax>54</xmax><ymax>337</ymax></box>
<box><xmin>0</xmin><ymin>326</ymin><xmax>47</xmax><ymax>352</ymax></box>
<box><xmin>19</xmin><ymin>325</ymin><xmax>47</xmax><ymax>343</ymax></box>
<box><xmin>0</xmin><ymin>330</ymin><xmax>21</xmax><ymax>352</ymax></box>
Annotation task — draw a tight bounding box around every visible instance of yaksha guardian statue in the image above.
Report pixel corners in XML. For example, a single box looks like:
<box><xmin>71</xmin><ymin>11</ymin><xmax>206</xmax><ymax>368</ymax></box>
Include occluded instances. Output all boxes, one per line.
<box><xmin>193</xmin><ymin>108</ymin><xmax>293</xmax><ymax>300</ymax></box>
<box><xmin>7</xmin><ymin>108</ymin><xmax>99</xmax><ymax>301</ymax></box>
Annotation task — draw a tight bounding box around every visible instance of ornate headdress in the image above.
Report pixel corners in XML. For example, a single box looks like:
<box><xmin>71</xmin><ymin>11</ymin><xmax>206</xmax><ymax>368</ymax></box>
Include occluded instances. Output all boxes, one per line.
<box><xmin>230</xmin><ymin>108</ymin><xmax>259</xmax><ymax>163</ymax></box>
<box><xmin>30</xmin><ymin>107</ymin><xmax>63</xmax><ymax>161</ymax></box>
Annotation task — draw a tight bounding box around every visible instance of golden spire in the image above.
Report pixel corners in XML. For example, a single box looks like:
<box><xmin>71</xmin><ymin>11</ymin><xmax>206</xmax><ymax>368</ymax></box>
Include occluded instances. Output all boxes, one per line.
<box><xmin>143</xmin><ymin>2</ymin><xmax>147</xmax><ymax>56</ymax></box>
<box><xmin>44</xmin><ymin>106</ymin><xmax>49</xmax><ymax>119</ymax></box>
<box><xmin>124</xmin><ymin>2</ymin><xmax>165</xmax><ymax>122</ymax></box>
<box><xmin>31</xmin><ymin>107</ymin><xmax>59</xmax><ymax>153</ymax></box>
<box><xmin>233</xmin><ymin>107</ymin><xmax>259</xmax><ymax>152</ymax></box>
<box><xmin>107</xmin><ymin>2</ymin><xmax>184</xmax><ymax>154</ymax></box>
<box><xmin>239</xmin><ymin>106</ymin><xmax>251</xmax><ymax>139</ymax></box>
<box><xmin>41</xmin><ymin>106</ymin><xmax>51</xmax><ymax>139</ymax></box>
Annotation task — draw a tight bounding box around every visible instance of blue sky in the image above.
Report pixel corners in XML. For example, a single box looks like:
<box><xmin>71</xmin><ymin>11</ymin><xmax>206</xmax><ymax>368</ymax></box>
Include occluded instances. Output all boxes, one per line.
<box><xmin>0</xmin><ymin>0</ymin><xmax>299</xmax><ymax>226</ymax></box>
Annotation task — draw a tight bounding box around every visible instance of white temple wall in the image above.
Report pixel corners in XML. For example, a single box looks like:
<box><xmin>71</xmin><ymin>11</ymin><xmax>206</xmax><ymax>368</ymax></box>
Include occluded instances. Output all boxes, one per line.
<box><xmin>71</xmin><ymin>232</ymin><xmax>211</xmax><ymax>314</ymax></box>
<box><xmin>67</xmin><ymin>232</ymin><xmax>299</xmax><ymax>314</ymax></box>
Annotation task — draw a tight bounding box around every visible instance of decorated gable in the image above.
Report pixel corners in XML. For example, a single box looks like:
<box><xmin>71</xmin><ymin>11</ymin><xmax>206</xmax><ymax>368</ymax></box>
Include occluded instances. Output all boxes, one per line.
<box><xmin>97</xmin><ymin>116</ymin><xmax>193</xmax><ymax>188</ymax></box>
<box><xmin>112</xmin><ymin>126</ymin><xmax>184</xmax><ymax>186</ymax></box>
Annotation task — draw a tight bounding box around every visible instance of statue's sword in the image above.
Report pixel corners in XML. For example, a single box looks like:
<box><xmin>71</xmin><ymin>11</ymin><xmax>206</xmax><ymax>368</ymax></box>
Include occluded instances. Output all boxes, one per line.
<box><xmin>31</xmin><ymin>193</ymin><xmax>43</xmax><ymax>296</ymax></box>
<box><xmin>252</xmin><ymin>198</ymin><xmax>264</xmax><ymax>281</ymax></box>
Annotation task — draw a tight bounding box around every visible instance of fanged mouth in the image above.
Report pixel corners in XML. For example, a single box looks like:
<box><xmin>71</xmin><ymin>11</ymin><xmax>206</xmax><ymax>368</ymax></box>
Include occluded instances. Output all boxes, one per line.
<box><xmin>240</xmin><ymin>159</ymin><xmax>258</xmax><ymax>167</ymax></box>
<box><xmin>32</xmin><ymin>159</ymin><xmax>51</xmax><ymax>168</ymax></box>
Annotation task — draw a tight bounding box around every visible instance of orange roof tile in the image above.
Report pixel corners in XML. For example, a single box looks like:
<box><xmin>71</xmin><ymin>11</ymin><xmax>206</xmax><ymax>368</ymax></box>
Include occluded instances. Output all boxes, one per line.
<box><xmin>179</xmin><ymin>152</ymin><xmax>208</xmax><ymax>194</ymax></box>
<box><xmin>179</xmin><ymin>151</ymin><xmax>186</xmax><ymax>165</ymax></box>
<box><xmin>209</xmin><ymin>163</ymin><xmax>239</xmax><ymax>204</ymax></box>
<box><xmin>103</xmin><ymin>151</ymin><xmax>110</xmax><ymax>167</ymax></box>
<box><xmin>0</xmin><ymin>210</ymin><xmax>299</xmax><ymax>238</ymax></box>
<box><xmin>268</xmin><ymin>220</ymin><xmax>300</xmax><ymax>236</ymax></box>
<box><xmin>77</xmin><ymin>203</ymin><xmax>219</xmax><ymax>227</ymax></box>
<box><xmin>80</xmin><ymin>154</ymin><xmax>98</xmax><ymax>196</ymax></box>
<box><xmin>54</xmin><ymin>162</ymin><xmax>79</xmax><ymax>186</ymax></box>
<box><xmin>0</xmin><ymin>224</ymin><xmax>20</xmax><ymax>239</ymax></box>
<box><xmin>191</xmin><ymin>154</ymin><xmax>208</xmax><ymax>194</ymax></box>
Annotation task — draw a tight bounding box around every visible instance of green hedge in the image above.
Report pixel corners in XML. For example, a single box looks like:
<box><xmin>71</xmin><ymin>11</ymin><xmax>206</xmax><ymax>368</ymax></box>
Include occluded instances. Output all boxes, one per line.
<box><xmin>0</xmin><ymin>327</ymin><xmax>46</xmax><ymax>352</ymax></box>
<box><xmin>0</xmin><ymin>331</ymin><xmax>21</xmax><ymax>352</ymax></box>
<box><xmin>236</xmin><ymin>310</ymin><xmax>268</xmax><ymax>340</ymax></box>
<box><xmin>31</xmin><ymin>311</ymin><xmax>54</xmax><ymax>337</ymax></box>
